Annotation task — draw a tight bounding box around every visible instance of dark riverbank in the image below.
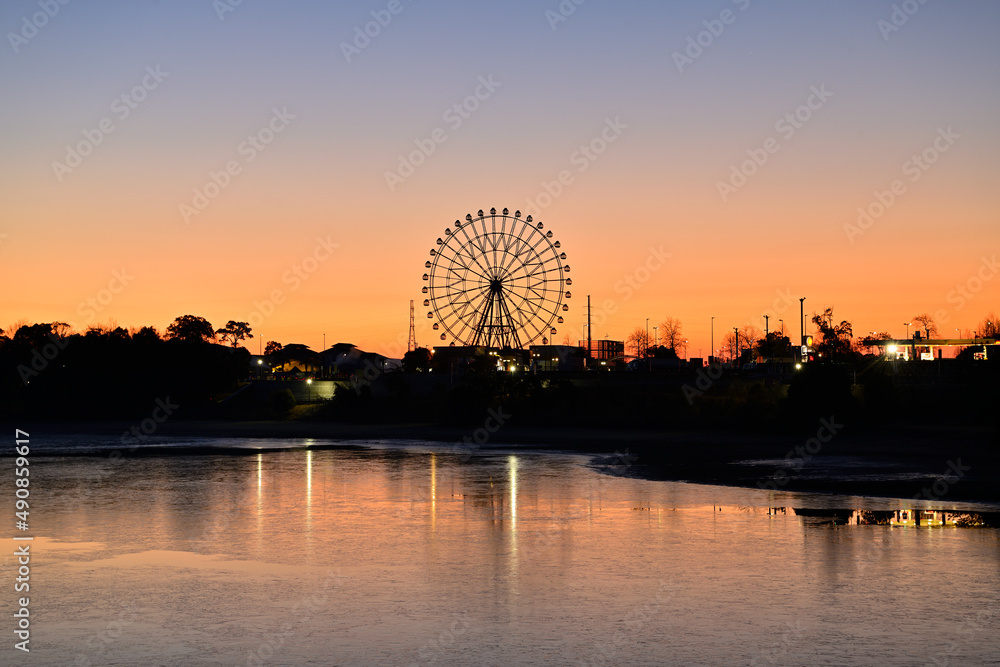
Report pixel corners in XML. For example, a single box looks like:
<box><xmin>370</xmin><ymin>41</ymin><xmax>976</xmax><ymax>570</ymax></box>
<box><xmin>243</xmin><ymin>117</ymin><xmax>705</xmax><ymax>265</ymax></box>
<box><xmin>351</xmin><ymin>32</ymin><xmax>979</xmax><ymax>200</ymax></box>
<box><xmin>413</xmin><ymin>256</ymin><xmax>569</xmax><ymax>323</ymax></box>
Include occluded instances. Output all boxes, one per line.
<box><xmin>10</xmin><ymin>417</ymin><xmax>999</xmax><ymax>506</ymax></box>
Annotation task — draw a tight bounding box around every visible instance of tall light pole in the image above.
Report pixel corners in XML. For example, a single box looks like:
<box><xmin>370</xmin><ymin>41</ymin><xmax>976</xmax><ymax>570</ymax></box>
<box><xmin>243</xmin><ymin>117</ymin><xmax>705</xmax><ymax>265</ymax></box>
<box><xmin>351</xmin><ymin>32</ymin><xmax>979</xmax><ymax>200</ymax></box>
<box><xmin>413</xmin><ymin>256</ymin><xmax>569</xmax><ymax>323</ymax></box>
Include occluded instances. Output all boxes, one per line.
<box><xmin>645</xmin><ymin>318</ymin><xmax>649</xmax><ymax>358</ymax></box>
<box><xmin>799</xmin><ymin>298</ymin><xmax>805</xmax><ymax>346</ymax></box>
<box><xmin>904</xmin><ymin>322</ymin><xmax>911</xmax><ymax>338</ymax></box>
<box><xmin>711</xmin><ymin>316</ymin><xmax>715</xmax><ymax>363</ymax></box>
<box><xmin>762</xmin><ymin>315</ymin><xmax>769</xmax><ymax>360</ymax></box>
<box><xmin>734</xmin><ymin>327</ymin><xmax>740</xmax><ymax>363</ymax></box>
<box><xmin>779</xmin><ymin>319</ymin><xmax>784</xmax><ymax>336</ymax></box>
<box><xmin>653</xmin><ymin>326</ymin><xmax>658</xmax><ymax>347</ymax></box>
<box><xmin>683</xmin><ymin>339</ymin><xmax>688</xmax><ymax>360</ymax></box>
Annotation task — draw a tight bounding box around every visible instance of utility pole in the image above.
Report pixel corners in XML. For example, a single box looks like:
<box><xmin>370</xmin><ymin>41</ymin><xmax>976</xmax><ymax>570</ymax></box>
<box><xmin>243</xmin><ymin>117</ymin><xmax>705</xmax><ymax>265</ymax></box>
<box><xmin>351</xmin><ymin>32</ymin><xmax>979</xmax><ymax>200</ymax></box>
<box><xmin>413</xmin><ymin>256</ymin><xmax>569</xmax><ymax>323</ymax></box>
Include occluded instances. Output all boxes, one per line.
<box><xmin>734</xmin><ymin>327</ymin><xmax>740</xmax><ymax>363</ymax></box>
<box><xmin>587</xmin><ymin>295</ymin><xmax>592</xmax><ymax>367</ymax></box>
<box><xmin>711</xmin><ymin>316</ymin><xmax>714</xmax><ymax>364</ymax></box>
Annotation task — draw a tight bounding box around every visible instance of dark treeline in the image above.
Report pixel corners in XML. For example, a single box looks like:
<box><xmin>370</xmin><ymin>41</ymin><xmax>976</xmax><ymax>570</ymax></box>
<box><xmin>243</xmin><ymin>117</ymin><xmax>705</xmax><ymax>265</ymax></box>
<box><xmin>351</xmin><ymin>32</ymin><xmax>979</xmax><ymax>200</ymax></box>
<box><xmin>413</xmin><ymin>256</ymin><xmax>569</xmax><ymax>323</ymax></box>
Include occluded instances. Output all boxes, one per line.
<box><xmin>315</xmin><ymin>351</ymin><xmax>1000</xmax><ymax>437</ymax></box>
<box><xmin>3</xmin><ymin>321</ymin><xmax>999</xmax><ymax>439</ymax></box>
<box><xmin>1</xmin><ymin>322</ymin><xmax>247</xmax><ymax>420</ymax></box>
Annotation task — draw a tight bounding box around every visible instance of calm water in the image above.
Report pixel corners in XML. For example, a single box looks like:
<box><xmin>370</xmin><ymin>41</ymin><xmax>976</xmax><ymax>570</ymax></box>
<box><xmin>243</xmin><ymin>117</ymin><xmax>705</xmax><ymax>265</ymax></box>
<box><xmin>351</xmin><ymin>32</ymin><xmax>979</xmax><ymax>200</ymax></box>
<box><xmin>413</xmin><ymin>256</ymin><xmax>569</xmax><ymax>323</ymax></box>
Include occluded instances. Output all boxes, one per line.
<box><xmin>3</xmin><ymin>436</ymin><xmax>999</xmax><ymax>666</ymax></box>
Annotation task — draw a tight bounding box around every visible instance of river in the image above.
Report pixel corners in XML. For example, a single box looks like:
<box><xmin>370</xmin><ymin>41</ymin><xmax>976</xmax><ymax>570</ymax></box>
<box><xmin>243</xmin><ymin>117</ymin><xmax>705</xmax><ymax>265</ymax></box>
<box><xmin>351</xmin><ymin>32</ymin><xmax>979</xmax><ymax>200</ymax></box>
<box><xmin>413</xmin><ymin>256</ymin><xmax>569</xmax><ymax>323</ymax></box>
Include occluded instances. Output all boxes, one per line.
<box><xmin>4</xmin><ymin>436</ymin><xmax>999</xmax><ymax>665</ymax></box>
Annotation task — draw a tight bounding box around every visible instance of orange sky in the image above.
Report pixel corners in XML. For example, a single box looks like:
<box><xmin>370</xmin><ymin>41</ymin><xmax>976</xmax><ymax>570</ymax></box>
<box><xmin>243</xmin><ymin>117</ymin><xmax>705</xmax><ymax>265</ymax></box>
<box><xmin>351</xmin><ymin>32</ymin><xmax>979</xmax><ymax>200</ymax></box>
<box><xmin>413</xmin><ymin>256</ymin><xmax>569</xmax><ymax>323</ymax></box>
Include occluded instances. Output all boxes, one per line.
<box><xmin>2</xmin><ymin>2</ymin><xmax>998</xmax><ymax>357</ymax></box>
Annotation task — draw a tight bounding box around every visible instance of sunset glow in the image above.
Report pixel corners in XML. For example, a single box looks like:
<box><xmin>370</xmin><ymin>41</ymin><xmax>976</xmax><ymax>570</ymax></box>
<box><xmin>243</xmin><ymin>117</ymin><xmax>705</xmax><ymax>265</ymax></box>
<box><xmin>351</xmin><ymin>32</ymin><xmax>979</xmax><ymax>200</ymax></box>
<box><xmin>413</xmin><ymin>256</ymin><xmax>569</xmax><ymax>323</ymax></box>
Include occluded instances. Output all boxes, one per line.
<box><xmin>2</xmin><ymin>1</ymin><xmax>997</xmax><ymax>356</ymax></box>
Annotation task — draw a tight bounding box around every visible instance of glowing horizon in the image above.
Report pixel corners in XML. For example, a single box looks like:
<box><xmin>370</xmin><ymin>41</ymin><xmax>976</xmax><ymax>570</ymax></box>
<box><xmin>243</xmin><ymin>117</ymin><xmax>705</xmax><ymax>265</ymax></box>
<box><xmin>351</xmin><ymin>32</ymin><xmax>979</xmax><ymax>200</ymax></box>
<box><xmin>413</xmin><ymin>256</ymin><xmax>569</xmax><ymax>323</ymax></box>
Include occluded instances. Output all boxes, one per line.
<box><xmin>2</xmin><ymin>1</ymin><xmax>998</xmax><ymax>358</ymax></box>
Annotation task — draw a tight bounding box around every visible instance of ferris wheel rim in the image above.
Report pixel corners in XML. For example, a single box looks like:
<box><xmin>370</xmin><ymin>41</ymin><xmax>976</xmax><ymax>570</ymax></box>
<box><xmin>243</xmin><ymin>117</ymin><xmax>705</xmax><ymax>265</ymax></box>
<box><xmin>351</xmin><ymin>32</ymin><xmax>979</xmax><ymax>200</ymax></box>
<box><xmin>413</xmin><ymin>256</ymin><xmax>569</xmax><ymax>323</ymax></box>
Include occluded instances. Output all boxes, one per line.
<box><xmin>424</xmin><ymin>209</ymin><xmax>568</xmax><ymax>348</ymax></box>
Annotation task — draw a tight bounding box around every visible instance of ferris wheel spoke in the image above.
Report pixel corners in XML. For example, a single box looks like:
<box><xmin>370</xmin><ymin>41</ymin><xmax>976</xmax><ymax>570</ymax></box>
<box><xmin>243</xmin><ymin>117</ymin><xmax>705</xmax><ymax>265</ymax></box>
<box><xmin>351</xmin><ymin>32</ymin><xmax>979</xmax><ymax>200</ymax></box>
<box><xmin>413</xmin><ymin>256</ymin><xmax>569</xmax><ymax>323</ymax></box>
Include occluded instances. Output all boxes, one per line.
<box><xmin>497</xmin><ymin>238</ymin><xmax>536</xmax><ymax>276</ymax></box>
<box><xmin>455</xmin><ymin>225</ymin><xmax>494</xmax><ymax>278</ymax></box>
<box><xmin>496</xmin><ymin>294</ymin><xmax>523</xmax><ymax>349</ymax></box>
<box><xmin>446</xmin><ymin>258</ymin><xmax>492</xmax><ymax>283</ymax></box>
<box><xmin>425</xmin><ymin>210</ymin><xmax>567</xmax><ymax>349</ymax></box>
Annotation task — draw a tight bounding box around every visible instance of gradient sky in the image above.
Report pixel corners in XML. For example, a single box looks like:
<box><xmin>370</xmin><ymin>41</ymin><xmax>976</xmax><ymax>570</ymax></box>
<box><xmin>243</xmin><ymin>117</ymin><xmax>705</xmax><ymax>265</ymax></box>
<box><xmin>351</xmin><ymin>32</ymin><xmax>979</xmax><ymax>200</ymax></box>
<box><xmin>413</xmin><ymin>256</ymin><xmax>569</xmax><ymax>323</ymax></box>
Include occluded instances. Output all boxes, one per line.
<box><xmin>2</xmin><ymin>0</ymin><xmax>998</xmax><ymax>357</ymax></box>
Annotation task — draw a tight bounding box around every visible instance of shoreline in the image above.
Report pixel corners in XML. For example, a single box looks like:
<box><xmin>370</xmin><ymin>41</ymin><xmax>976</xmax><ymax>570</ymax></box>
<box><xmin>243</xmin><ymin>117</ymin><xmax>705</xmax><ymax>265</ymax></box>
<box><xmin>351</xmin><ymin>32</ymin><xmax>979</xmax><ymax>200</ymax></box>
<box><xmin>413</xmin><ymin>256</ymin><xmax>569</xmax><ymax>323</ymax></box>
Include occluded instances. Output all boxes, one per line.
<box><xmin>9</xmin><ymin>418</ymin><xmax>999</xmax><ymax>506</ymax></box>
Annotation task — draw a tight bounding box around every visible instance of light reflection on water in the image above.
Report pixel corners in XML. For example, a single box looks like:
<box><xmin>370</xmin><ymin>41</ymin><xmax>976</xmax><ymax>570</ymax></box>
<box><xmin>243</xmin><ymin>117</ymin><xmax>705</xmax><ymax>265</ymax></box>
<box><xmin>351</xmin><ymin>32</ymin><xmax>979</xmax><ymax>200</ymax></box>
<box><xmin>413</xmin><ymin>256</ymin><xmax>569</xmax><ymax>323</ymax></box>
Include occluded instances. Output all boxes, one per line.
<box><xmin>7</xmin><ymin>440</ymin><xmax>1000</xmax><ymax>666</ymax></box>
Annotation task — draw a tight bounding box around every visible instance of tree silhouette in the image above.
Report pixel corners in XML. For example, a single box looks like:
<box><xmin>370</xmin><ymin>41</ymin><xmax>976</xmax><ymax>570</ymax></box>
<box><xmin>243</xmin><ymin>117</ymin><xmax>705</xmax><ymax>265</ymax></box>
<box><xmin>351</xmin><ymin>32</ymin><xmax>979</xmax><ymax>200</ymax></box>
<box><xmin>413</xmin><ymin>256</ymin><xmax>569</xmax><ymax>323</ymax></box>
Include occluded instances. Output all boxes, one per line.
<box><xmin>755</xmin><ymin>332</ymin><xmax>792</xmax><ymax>359</ymax></box>
<box><xmin>166</xmin><ymin>315</ymin><xmax>215</xmax><ymax>343</ymax></box>
<box><xmin>264</xmin><ymin>340</ymin><xmax>283</xmax><ymax>356</ymax></box>
<box><xmin>657</xmin><ymin>317</ymin><xmax>683</xmax><ymax>352</ymax></box>
<box><xmin>403</xmin><ymin>347</ymin><xmax>432</xmax><ymax>373</ymax></box>
<box><xmin>216</xmin><ymin>320</ymin><xmax>253</xmax><ymax>348</ymax></box>
<box><xmin>976</xmin><ymin>312</ymin><xmax>998</xmax><ymax>338</ymax></box>
<box><xmin>859</xmin><ymin>331</ymin><xmax>892</xmax><ymax>354</ymax></box>
<box><xmin>811</xmin><ymin>308</ymin><xmax>855</xmax><ymax>361</ymax></box>
<box><xmin>626</xmin><ymin>327</ymin><xmax>651</xmax><ymax>358</ymax></box>
<box><xmin>912</xmin><ymin>313</ymin><xmax>938</xmax><ymax>338</ymax></box>
<box><xmin>738</xmin><ymin>324</ymin><xmax>762</xmax><ymax>354</ymax></box>
<box><xmin>720</xmin><ymin>331</ymin><xmax>739</xmax><ymax>361</ymax></box>
<box><xmin>133</xmin><ymin>326</ymin><xmax>160</xmax><ymax>344</ymax></box>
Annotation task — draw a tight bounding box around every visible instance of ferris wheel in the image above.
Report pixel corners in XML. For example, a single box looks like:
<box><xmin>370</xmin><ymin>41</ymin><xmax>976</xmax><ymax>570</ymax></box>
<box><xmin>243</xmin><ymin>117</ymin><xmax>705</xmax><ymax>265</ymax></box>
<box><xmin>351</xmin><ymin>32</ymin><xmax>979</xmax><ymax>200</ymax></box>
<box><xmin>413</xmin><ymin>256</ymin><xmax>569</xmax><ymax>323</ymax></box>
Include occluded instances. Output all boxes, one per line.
<box><xmin>422</xmin><ymin>208</ymin><xmax>571</xmax><ymax>349</ymax></box>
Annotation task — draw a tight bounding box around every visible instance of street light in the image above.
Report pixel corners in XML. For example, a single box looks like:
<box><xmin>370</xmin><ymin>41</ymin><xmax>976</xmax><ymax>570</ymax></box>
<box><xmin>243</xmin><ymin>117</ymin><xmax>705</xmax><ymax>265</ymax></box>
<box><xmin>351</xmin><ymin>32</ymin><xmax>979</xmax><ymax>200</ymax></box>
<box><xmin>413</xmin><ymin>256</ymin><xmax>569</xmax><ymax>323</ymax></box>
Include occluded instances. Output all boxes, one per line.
<box><xmin>779</xmin><ymin>319</ymin><xmax>784</xmax><ymax>336</ymax></box>
<box><xmin>682</xmin><ymin>339</ymin><xmax>688</xmax><ymax>360</ymax></box>
<box><xmin>307</xmin><ymin>377</ymin><xmax>313</xmax><ymax>403</ymax></box>
<box><xmin>904</xmin><ymin>322</ymin><xmax>911</xmax><ymax>338</ymax></box>
<box><xmin>653</xmin><ymin>326</ymin><xmax>658</xmax><ymax>347</ymax></box>
<box><xmin>711</xmin><ymin>316</ymin><xmax>715</xmax><ymax>363</ymax></box>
